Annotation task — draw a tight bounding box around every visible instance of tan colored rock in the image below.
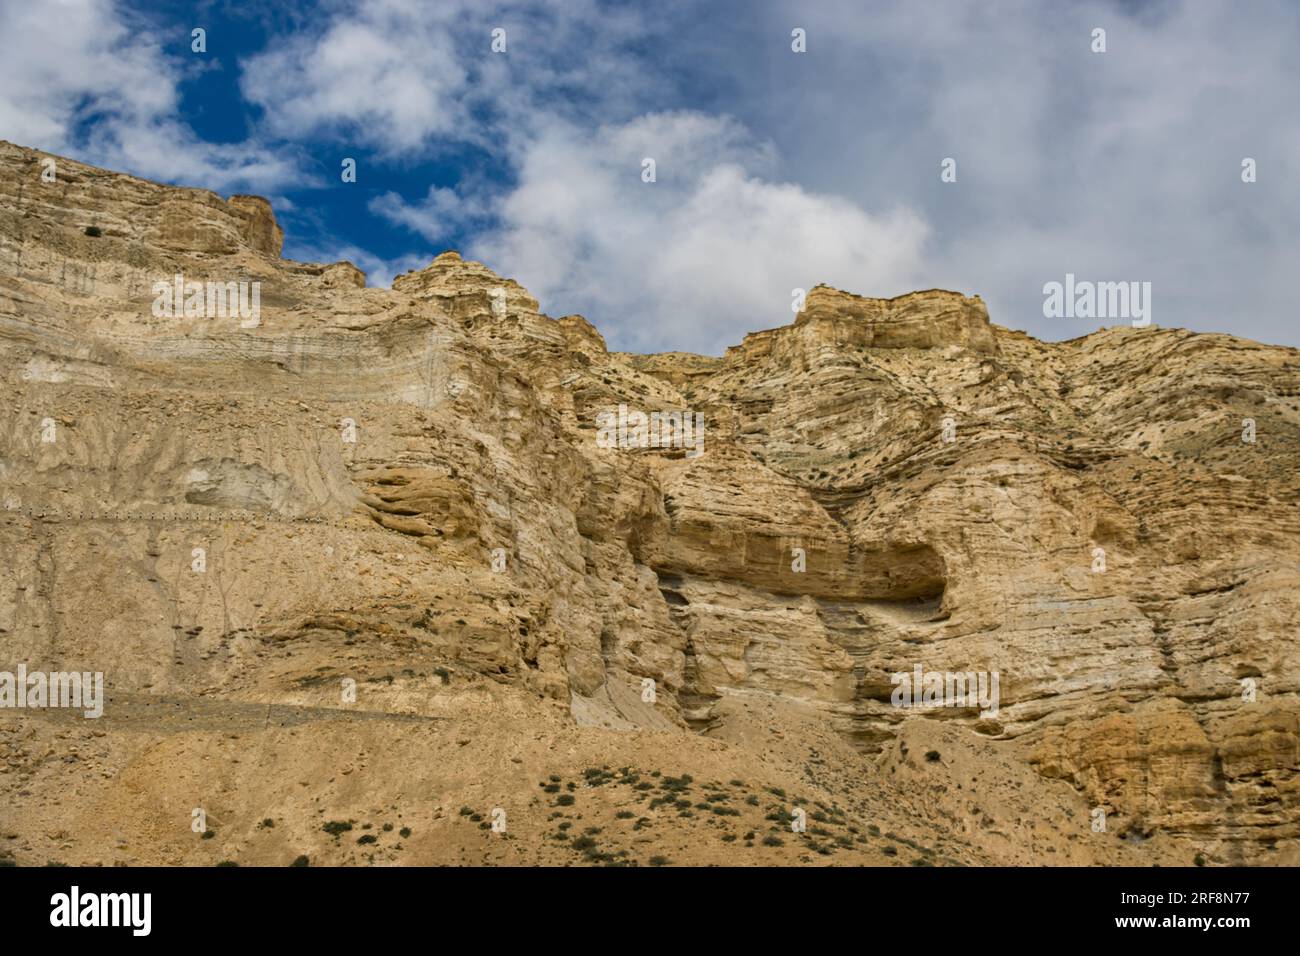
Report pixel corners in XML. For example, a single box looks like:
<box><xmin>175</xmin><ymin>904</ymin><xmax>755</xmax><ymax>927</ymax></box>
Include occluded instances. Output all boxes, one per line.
<box><xmin>794</xmin><ymin>285</ymin><xmax>999</xmax><ymax>353</ymax></box>
<box><xmin>0</xmin><ymin>140</ymin><xmax>1296</xmax><ymax>867</ymax></box>
<box><xmin>227</xmin><ymin>195</ymin><xmax>285</xmax><ymax>257</ymax></box>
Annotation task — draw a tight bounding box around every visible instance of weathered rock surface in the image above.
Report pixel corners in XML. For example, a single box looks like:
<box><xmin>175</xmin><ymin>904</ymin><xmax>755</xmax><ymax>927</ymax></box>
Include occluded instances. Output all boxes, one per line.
<box><xmin>1</xmin><ymin>141</ymin><xmax>1296</xmax><ymax>866</ymax></box>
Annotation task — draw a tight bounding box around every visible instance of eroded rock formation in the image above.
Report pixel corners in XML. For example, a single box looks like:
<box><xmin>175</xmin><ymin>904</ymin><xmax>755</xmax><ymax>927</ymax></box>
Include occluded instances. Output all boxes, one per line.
<box><xmin>1</xmin><ymin>141</ymin><xmax>1296</xmax><ymax>866</ymax></box>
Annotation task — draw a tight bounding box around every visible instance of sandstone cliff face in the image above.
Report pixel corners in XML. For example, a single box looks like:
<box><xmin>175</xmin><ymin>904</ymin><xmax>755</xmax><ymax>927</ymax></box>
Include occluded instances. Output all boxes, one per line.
<box><xmin>1</xmin><ymin>140</ymin><xmax>1296</xmax><ymax>867</ymax></box>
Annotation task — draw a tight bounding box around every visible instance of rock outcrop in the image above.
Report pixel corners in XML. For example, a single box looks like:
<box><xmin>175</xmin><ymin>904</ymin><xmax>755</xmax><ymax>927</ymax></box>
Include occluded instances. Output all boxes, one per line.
<box><xmin>1</xmin><ymin>140</ymin><xmax>1297</xmax><ymax>867</ymax></box>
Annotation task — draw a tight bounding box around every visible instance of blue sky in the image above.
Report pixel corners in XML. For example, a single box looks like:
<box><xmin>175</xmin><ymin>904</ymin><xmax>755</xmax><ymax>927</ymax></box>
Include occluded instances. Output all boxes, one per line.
<box><xmin>2</xmin><ymin>0</ymin><xmax>1298</xmax><ymax>354</ymax></box>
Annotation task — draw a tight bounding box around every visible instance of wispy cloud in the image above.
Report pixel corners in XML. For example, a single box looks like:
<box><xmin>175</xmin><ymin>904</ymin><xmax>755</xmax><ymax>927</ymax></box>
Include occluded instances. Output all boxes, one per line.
<box><xmin>370</xmin><ymin>184</ymin><xmax>494</xmax><ymax>245</ymax></box>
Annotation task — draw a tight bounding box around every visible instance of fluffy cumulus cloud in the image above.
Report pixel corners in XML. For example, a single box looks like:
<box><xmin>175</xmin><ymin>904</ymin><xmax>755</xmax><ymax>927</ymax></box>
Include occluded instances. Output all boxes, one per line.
<box><xmin>238</xmin><ymin>0</ymin><xmax>653</xmax><ymax>156</ymax></box>
<box><xmin>459</xmin><ymin>112</ymin><xmax>928</xmax><ymax>352</ymax></box>
<box><xmin>0</xmin><ymin>0</ymin><xmax>172</xmax><ymax>149</ymax></box>
<box><xmin>240</xmin><ymin>5</ymin><xmax>472</xmax><ymax>154</ymax></box>
<box><xmin>0</xmin><ymin>0</ymin><xmax>300</xmax><ymax>192</ymax></box>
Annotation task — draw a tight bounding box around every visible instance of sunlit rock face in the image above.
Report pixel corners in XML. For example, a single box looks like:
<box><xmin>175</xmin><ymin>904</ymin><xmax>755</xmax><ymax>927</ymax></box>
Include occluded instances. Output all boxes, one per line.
<box><xmin>1</xmin><ymin>140</ymin><xmax>1296</xmax><ymax>867</ymax></box>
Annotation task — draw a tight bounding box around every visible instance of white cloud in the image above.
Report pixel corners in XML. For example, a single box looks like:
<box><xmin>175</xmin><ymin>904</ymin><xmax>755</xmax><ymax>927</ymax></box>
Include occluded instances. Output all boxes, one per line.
<box><xmin>85</xmin><ymin>118</ymin><xmax>307</xmax><ymax>195</ymax></box>
<box><xmin>0</xmin><ymin>0</ymin><xmax>172</xmax><ymax>149</ymax></box>
<box><xmin>238</xmin><ymin>0</ymin><xmax>653</xmax><ymax>157</ymax></box>
<box><xmin>369</xmin><ymin>184</ymin><xmax>492</xmax><ymax>244</ymax></box>
<box><xmin>240</xmin><ymin>8</ymin><xmax>471</xmax><ymax>154</ymax></box>
<box><xmin>0</xmin><ymin>0</ymin><xmax>301</xmax><ymax>193</ymax></box>
<box><xmin>731</xmin><ymin>0</ymin><xmax>1300</xmax><ymax>347</ymax></box>
<box><xmin>468</xmin><ymin>112</ymin><xmax>929</xmax><ymax>354</ymax></box>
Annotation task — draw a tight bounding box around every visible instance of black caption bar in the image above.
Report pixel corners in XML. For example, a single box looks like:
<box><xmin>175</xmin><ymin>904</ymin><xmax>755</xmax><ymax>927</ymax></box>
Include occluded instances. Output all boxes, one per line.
<box><xmin>0</xmin><ymin>865</ymin><xmax>1280</xmax><ymax>943</ymax></box>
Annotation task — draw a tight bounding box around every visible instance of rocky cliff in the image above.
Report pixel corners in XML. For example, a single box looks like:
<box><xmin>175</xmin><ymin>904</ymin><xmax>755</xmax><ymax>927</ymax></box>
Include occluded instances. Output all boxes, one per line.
<box><xmin>1</xmin><ymin>140</ymin><xmax>1296</xmax><ymax>867</ymax></box>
